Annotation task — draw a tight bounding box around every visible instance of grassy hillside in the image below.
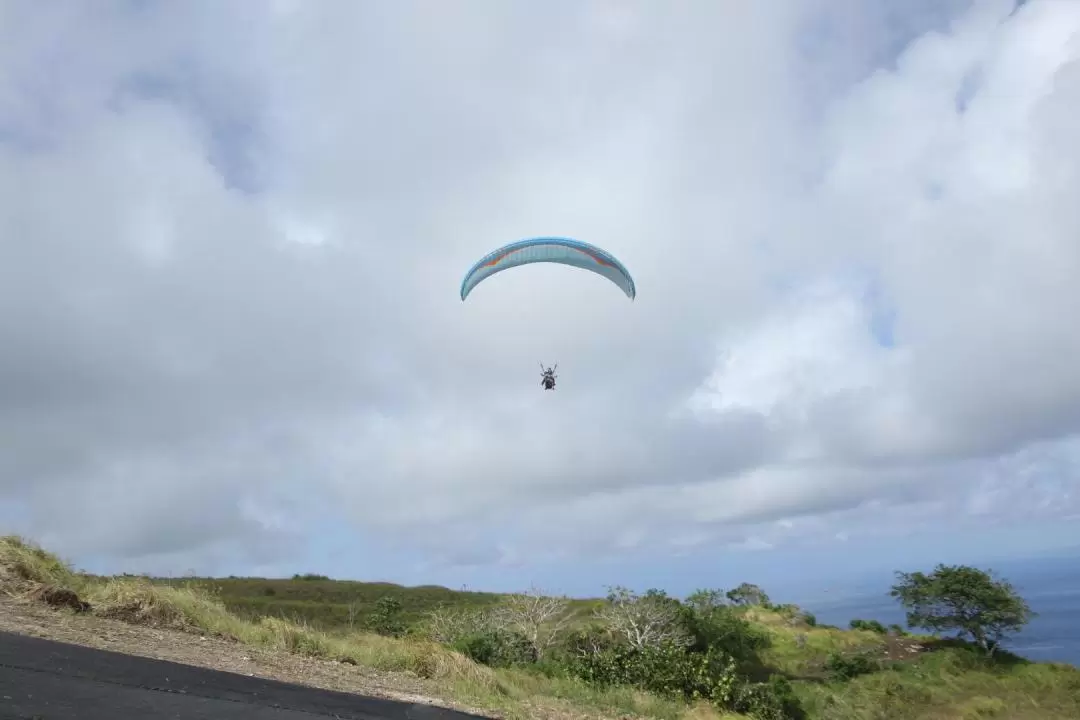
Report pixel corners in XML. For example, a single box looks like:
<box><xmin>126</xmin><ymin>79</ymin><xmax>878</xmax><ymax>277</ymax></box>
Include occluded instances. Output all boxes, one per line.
<box><xmin>149</xmin><ymin>573</ymin><xmax>609</xmax><ymax>634</ymax></box>
<box><xmin>3</xmin><ymin>534</ymin><xmax>1079</xmax><ymax>720</ymax></box>
<box><xmin>151</xmin><ymin>575</ymin><xmax>509</xmax><ymax>629</ymax></box>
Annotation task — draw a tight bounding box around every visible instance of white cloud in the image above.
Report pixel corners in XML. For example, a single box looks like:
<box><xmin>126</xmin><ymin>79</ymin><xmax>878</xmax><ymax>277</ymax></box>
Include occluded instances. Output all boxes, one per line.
<box><xmin>1</xmin><ymin>0</ymin><xmax>1078</xmax><ymax>576</ymax></box>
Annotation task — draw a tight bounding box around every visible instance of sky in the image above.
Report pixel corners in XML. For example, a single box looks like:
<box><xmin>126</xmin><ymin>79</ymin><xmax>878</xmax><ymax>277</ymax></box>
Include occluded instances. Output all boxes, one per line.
<box><xmin>2</xmin><ymin>0</ymin><xmax>1079</xmax><ymax>602</ymax></box>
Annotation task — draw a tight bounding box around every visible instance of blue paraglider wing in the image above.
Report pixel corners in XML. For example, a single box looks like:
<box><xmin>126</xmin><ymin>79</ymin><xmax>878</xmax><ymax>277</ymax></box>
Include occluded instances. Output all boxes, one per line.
<box><xmin>460</xmin><ymin>237</ymin><xmax>636</xmax><ymax>301</ymax></box>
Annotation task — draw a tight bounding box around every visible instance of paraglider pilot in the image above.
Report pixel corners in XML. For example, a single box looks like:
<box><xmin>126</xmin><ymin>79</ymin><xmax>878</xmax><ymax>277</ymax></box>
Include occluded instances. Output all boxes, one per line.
<box><xmin>540</xmin><ymin>363</ymin><xmax>557</xmax><ymax>391</ymax></box>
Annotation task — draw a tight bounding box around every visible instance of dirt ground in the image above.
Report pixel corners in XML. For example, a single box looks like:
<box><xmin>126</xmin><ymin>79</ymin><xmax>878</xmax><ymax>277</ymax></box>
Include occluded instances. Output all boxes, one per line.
<box><xmin>0</xmin><ymin>596</ymin><xmax>497</xmax><ymax>718</ymax></box>
<box><xmin>880</xmin><ymin>633</ymin><xmax>927</xmax><ymax>662</ymax></box>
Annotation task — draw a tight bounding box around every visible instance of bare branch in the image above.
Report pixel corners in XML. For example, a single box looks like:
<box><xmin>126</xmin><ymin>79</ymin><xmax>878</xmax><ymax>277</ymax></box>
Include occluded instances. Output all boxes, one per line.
<box><xmin>571</xmin><ymin>625</ymin><xmax>614</xmax><ymax>658</ymax></box>
<box><xmin>422</xmin><ymin>604</ymin><xmax>496</xmax><ymax>645</ymax></box>
<box><xmin>346</xmin><ymin>600</ymin><xmax>362</xmax><ymax>629</ymax></box>
<box><xmin>494</xmin><ymin>585</ymin><xmax>574</xmax><ymax>658</ymax></box>
<box><xmin>594</xmin><ymin>586</ymin><xmax>690</xmax><ymax>651</ymax></box>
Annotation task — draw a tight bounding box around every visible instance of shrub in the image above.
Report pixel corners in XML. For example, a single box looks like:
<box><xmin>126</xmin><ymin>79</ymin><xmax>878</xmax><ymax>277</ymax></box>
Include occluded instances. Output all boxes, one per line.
<box><xmin>568</xmin><ymin>640</ymin><xmax>740</xmax><ymax>702</ymax></box>
<box><xmin>678</xmin><ymin>599</ymin><xmax>771</xmax><ymax>671</ymax></box>
<box><xmin>731</xmin><ymin>675</ymin><xmax>806</xmax><ymax>720</ymax></box>
<box><xmin>555</xmin><ymin>625</ymin><xmax>622</xmax><ymax>661</ymax></box>
<box><xmin>564</xmin><ymin>636</ymin><xmax>807</xmax><ymax>718</ymax></box>
<box><xmin>452</xmin><ymin>629</ymin><xmax>535</xmax><ymax>668</ymax></box>
<box><xmin>825</xmin><ymin>651</ymin><xmax>880</xmax><ymax>681</ymax></box>
<box><xmin>419</xmin><ymin>605</ymin><xmax>497</xmax><ymax>646</ymax></box>
<box><xmin>367</xmin><ymin>596</ymin><xmax>407</xmax><ymax>637</ymax></box>
<box><xmin>849</xmin><ymin>618</ymin><xmax>888</xmax><ymax>634</ymax></box>
<box><xmin>726</xmin><ymin>583</ymin><xmax>771</xmax><ymax>607</ymax></box>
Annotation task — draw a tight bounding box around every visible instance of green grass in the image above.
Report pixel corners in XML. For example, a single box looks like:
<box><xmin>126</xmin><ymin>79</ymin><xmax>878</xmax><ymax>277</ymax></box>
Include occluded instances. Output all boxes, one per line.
<box><xmin>3</xmin><ymin>534</ymin><xmax>1079</xmax><ymax>720</ymax></box>
<box><xmin>748</xmin><ymin>607</ymin><xmax>889</xmax><ymax>677</ymax></box>
<box><xmin>735</xmin><ymin>607</ymin><xmax>1080</xmax><ymax>719</ymax></box>
<box><xmin>794</xmin><ymin>646</ymin><xmax>1080</xmax><ymax>720</ymax></box>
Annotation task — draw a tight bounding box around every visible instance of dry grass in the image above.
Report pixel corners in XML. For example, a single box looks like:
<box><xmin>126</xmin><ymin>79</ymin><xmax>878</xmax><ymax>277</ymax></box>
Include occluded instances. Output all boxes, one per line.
<box><xmin>0</xmin><ymin>534</ymin><xmax>84</xmax><ymax>593</ymax></box>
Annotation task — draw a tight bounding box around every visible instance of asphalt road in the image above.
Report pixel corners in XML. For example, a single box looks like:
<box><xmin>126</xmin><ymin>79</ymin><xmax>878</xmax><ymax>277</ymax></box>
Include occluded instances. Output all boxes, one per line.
<box><xmin>0</xmin><ymin>631</ymin><xmax>491</xmax><ymax>720</ymax></box>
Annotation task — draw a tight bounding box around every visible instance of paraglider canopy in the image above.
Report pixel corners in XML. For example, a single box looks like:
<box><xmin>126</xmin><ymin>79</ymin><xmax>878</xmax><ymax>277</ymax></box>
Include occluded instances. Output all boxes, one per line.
<box><xmin>459</xmin><ymin>236</ymin><xmax>636</xmax><ymax>301</ymax></box>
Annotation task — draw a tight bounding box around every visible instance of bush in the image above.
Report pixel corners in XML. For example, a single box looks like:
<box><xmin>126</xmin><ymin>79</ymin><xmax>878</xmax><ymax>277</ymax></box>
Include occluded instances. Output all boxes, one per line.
<box><xmin>849</xmin><ymin>618</ymin><xmax>888</xmax><ymax>634</ymax></box>
<box><xmin>731</xmin><ymin>675</ymin><xmax>806</xmax><ymax>720</ymax></box>
<box><xmin>367</xmin><ymin>596</ymin><xmax>407</xmax><ymax>637</ymax></box>
<box><xmin>726</xmin><ymin>583</ymin><xmax>771</xmax><ymax>607</ymax></box>
<box><xmin>678</xmin><ymin>600</ymin><xmax>771</xmax><ymax>671</ymax></box>
<box><xmin>825</xmin><ymin>651</ymin><xmax>879</xmax><ymax>681</ymax></box>
<box><xmin>555</xmin><ymin>625</ymin><xmax>621</xmax><ymax>661</ymax></box>
<box><xmin>419</xmin><ymin>605</ymin><xmax>497</xmax><ymax>646</ymax></box>
<box><xmin>452</xmin><ymin>630</ymin><xmax>535</xmax><ymax>668</ymax></box>
<box><xmin>769</xmin><ymin>605</ymin><xmax>817</xmax><ymax>628</ymax></box>
<box><xmin>564</xmin><ymin>637</ymin><xmax>807</xmax><ymax>718</ymax></box>
<box><xmin>568</xmin><ymin>640</ymin><xmax>740</xmax><ymax>701</ymax></box>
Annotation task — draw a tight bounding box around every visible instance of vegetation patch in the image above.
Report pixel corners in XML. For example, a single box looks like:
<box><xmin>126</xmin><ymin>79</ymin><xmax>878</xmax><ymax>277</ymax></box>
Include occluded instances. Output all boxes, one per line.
<box><xmin>2</xmin><ymin>534</ymin><xmax>1078</xmax><ymax>720</ymax></box>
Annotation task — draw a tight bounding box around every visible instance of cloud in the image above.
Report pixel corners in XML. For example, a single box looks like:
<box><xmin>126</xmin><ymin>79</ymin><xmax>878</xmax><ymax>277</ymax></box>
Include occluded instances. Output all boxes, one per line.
<box><xmin>1</xmin><ymin>0</ymin><xmax>1078</xmax><ymax>577</ymax></box>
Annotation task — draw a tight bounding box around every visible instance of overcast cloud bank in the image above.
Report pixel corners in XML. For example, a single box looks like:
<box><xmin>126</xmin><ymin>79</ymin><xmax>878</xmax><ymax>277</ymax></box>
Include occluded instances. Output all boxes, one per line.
<box><xmin>1</xmin><ymin>0</ymin><xmax>1078</xmax><ymax>583</ymax></box>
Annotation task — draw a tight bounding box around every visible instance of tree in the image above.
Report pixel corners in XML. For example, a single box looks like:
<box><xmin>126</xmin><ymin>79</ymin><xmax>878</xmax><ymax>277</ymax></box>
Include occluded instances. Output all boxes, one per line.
<box><xmin>677</xmin><ymin>593</ymin><xmax>770</xmax><ymax>668</ymax></box>
<box><xmin>494</xmin><ymin>585</ymin><xmax>573</xmax><ymax>660</ymax></box>
<box><xmin>684</xmin><ymin>588</ymin><xmax>728</xmax><ymax>614</ymax></box>
<box><xmin>368</xmin><ymin>595</ymin><xmax>406</xmax><ymax>637</ymax></box>
<box><xmin>346</xmin><ymin>600</ymin><xmax>362</xmax><ymax>629</ymax></box>
<box><xmin>725</xmin><ymin>583</ymin><xmax>770</xmax><ymax>607</ymax></box>
<box><xmin>595</xmin><ymin>586</ymin><xmax>690</xmax><ymax>650</ymax></box>
<box><xmin>890</xmin><ymin>564</ymin><xmax>1035</xmax><ymax>656</ymax></box>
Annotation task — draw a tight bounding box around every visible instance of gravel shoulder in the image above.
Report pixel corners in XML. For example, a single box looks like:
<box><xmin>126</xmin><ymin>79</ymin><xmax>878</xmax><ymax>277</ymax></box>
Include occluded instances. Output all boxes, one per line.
<box><xmin>0</xmin><ymin>596</ymin><xmax>496</xmax><ymax>717</ymax></box>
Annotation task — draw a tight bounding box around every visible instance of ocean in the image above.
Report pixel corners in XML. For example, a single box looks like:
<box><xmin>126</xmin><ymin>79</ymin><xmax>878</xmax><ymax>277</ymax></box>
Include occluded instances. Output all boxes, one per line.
<box><xmin>796</xmin><ymin>553</ymin><xmax>1080</xmax><ymax>667</ymax></box>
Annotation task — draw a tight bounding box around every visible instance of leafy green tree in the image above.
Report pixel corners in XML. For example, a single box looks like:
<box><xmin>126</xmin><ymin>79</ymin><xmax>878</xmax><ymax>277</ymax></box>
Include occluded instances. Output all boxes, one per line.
<box><xmin>890</xmin><ymin>564</ymin><xmax>1035</xmax><ymax>656</ymax></box>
